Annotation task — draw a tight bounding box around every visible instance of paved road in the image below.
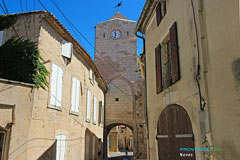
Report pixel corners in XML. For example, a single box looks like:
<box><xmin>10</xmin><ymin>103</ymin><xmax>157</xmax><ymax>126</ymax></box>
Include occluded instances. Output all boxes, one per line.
<box><xmin>107</xmin><ymin>152</ymin><xmax>133</xmax><ymax>160</ymax></box>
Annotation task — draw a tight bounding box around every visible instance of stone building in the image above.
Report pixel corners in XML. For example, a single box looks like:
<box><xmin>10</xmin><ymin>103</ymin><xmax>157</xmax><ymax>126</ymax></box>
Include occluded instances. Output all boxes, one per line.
<box><xmin>135</xmin><ymin>0</ymin><xmax>240</xmax><ymax>159</ymax></box>
<box><xmin>95</xmin><ymin>12</ymin><xmax>147</xmax><ymax>158</ymax></box>
<box><xmin>0</xmin><ymin>11</ymin><xmax>107</xmax><ymax>160</ymax></box>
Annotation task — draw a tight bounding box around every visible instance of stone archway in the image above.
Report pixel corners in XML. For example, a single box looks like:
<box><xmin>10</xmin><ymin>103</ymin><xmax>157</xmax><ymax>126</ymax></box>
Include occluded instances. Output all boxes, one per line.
<box><xmin>157</xmin><ymin>104</ymin><xmax>196</xmax><ymax>160</ymax></box>
<box><xmin>104</xmin><ymin>122</ymin><xmax>136</xmax><ymax>158</ymax></box>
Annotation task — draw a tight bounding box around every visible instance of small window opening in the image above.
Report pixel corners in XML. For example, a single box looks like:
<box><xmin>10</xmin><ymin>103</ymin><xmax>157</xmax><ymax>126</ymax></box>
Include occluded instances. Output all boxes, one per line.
<box><xmin>127</xmin><ymin>31</ymin><xmax>129</xmax><ymax>37</ymax></box>
<box><xmin>115</xmin><ymin>98</ymin><xmax>119</xmax><ymax>102</ymax></box>
<box><xmin>103</xmin><ymin>33</ymin><xmax>105</xmax><ymax>38</ymax></box>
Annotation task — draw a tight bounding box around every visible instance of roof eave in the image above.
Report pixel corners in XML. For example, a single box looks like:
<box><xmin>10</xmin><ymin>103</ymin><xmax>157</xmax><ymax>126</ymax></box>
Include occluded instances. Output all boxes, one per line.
<box><xmin>43</xmin><ymin>13</ymin><xmax>108</xmax><ymax>92</ymax></box>
<box><xmin>135</xmin><ymin>0</ymin><xmax>158</xmax><ymax>34</ymax></box>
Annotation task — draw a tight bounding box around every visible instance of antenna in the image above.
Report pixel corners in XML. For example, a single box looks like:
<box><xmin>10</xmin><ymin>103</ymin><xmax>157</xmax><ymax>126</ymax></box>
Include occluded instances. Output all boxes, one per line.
<box><xmin>114</xmin><ymin>1</ymin><xmax>123</xmax><ymax>13</ymax></box>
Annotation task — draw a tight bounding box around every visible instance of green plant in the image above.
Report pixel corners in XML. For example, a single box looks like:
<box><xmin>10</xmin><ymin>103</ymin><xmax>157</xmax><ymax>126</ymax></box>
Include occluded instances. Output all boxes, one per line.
<box><xmin>0</xmin><ymin>14</ymin><xmax>49</xmax><ymax>90</ymax></box>
<box><xmin>0</xmin><ymin>15</ymin><xmax>18</xmax><ymax>30</ymax></box>
<box><xmin>0</xmin><ymin>36</ymin><xmax>49</xmax><ymax>89</ymax></box>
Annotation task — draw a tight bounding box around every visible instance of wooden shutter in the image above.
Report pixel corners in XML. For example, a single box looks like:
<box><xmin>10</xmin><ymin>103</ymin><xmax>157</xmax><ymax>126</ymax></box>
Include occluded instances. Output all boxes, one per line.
<box><xmin>62</xmin><ymin>40</ymin><xmax>73</xmax><ymax>59</ymax></box>
<box><xmin>92</xmin><ymin>136</ymin><xmax>95</xmax><ymax>159</ymax></box>
<box><xmin>50</xmin><ymin>64</ymin><xmax>58</xmax><ymax>106</ymax></box>
<box><xmin>85</xmin><ymin>135</ymin><xmax>89</xmax><ymax>160</ymax></box>
<box><xmin>56</xmin><ymin>135</ymin><xmax>61</xmax><ymax>160</ymax></box>
<box><xmin>156</xmin><ymin>2</ymin><xmax>162</xmax><ymax>26</ymax></box>
<box><xmin>170</xmin><ymin>22</ymin><xmax>180</xmax><ymax>83</ymax></box>
<box><xmin>56</xmin><ymin>134</ymin><xmax>66</xmax><ymax>160</ymax></box>
<box><xmin>60</xmin><ymin>135</ymin><xmax>66</xmax><ymax>160</ymax></box>
<box><xmin>93</xmin><ymin>96</ymin><xmax>97</xmax><ymax>124</ymax></box>
<box><xmin>75</xmin><ymin>79</ymin><xmax>80</xmax><ymax>113</ymax></box>
<box><xmin>56</xmin><ymin>67</ymin><xmax>63</xmax><ymax>107</ymax></box>
<box><xmin>0</xmin><ymin>31</ymin><xmax>4</xmax><ymax>46</ymax></box>
<box><xmin>86</xmin><ymin>89</ymin><xmax>91</xmax><ymax>121</ymax></box>
<box><xmin>155</xmin><ymin>44</ymin><xmax>162</xmax><ymax>93</ymax></box>
<box><xmin>89</xmin><ymin>69</ymin><xmax>93</xmax><ymax>80</ymax></box>
<box><xmin>98</xmin><ymin>101</ymin><xmax>102</xmax><ymax>124</ymax></box>
<box><xmin>71</xmin><ymin>77</ymin><xmax>77</xmax><ymax>112</ymax></box>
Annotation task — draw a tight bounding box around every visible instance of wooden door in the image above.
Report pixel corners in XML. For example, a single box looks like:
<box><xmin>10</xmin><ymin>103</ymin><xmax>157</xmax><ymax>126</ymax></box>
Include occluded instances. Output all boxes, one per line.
<box><xmin>157</xmin><ymin>105</ymin><xmax>195</xmax><ymax>160</ymax></box>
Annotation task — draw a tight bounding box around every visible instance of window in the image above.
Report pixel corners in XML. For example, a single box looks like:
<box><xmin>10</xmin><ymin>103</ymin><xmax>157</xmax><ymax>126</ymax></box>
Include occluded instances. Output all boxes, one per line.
<box><xmin>56</xmin><ymin>134</ymin><xmax>66</xmax><ymax>160</ymax></box>
<box><xmin>89</xmin><ymin>68</ymin><xmax>93</xmax><ymax>80</ymax></box>
<box><xmin>92</xmin><ymin>136</ymin><xmax>95</xmax><ymax>160</ymax></box>
<box><xmin>93</xmin><ymin>96</ymin><xmax>97</xmax><ymax>124</ymax></box>
<box><xmin>50</xmin><ymin>64</ymin><xmax>63</xmax><ymax>108</ymax></box>
<box><xmin>86</xmin><ymin>89</ymin><xmax>92</xmax><ymax>122</ymax></box>
<box><xmin>71</xmin><ymin>77</ymin><xmax>80</xmax><ymax>114</ymax></box>
<box><xmin>156</xmin><ymin>0</ymin><xmax>167</xmax><ymax>26</ymax></box>
<box><xmin>0</xmin><ymin>126</ymin><xmax>9</xmax><ymax>160</ymax></box>
<box><xmin>61</xmin><ymin>40</ymin><xmax>73</xmax><ymax>59</ymax></box>
<box><xmin>103</xmin><ymin>33</ymin><xmax>105</xmax><ymax>38</ymax></box>
<box><xmin>115</xmin><ymin>98</ymin><xmax>119</xmax><ymax>102</ymax></box>
<box><xmin>109</xmin><ymin>136</ymin><xmax>112</xmax><ymax>148</ymax></box>
<box><xmin>0</xmin><ymin>31</ymin><xmax>4</xmax><ymax>46</ymax></box>
<box><xmin>155</xmin><ymin>22</ymin><xmax>180</xmax><ymax>93</ymax></box>
<box><xmin>0</xmin><ymin>131</ymin><xmax>5</xmax><ymax>160</ymax></box>
<box><xmin>98</xmin><ymin>101</ymin><xmax>102</xmax><ymax>125</ymax></box>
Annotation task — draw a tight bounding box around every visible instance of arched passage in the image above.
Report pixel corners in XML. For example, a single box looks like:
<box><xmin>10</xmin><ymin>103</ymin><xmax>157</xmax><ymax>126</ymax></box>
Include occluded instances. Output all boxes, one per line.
<box><xmin>157</xmin><ymin>104</ymin><xmax>196</xmax><ymax>160</ymax></box>
<box><xmin>105</xmin><ymin>123</ymin><xmax>136</xmax><ymax>159</ymax></box>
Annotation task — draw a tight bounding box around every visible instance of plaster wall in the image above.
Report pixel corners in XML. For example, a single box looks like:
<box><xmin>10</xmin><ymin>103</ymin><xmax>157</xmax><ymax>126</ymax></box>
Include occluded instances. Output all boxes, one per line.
<box><xmin>202</xmin><ymin>0</ymin><xmax>240</xmax><ymax>159</ymax></box>
<box><xmin>0</xmin><ymin>80</ymin><xmax>33</xmax><ymax>160</ymax></box>
<box><xmin>144</xmin><ymin>0</ymin><xmax>209</xmax><ymax>159</ymax></box>
<box><xmin>1</xmin><ymin>12</ymin><xmax>105</xmax><ymax>160</ymax></box>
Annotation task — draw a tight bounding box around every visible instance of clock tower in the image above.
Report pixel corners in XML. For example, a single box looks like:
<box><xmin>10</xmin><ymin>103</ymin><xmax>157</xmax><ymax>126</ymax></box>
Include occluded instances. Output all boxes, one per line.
<box><xmin>95</xmin><ymin>12</ymin><xmax>147</xmax><ymax>159</ymax></box>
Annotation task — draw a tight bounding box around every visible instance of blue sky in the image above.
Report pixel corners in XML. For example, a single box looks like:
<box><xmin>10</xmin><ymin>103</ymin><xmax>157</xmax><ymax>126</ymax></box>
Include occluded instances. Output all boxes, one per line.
<box><xmin>0</xmin><ymin>0</ymin><xmax>145</xmax><ymax>60</ymax></box>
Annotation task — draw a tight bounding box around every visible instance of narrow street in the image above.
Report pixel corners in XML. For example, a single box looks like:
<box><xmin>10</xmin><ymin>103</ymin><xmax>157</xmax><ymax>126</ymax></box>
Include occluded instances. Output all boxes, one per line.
<box><xmin>107</xmin><ymin>152</ymin><xmax>133</xmax><ymax>160</ymax></box>
<box><xmin>0</xmin><ymin>0</ymin><xmax>239</xmax><ymax>160</ymax></box>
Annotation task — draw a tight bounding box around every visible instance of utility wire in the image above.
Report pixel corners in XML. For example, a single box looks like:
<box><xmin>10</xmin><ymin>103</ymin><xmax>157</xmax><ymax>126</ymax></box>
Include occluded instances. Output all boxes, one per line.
<box><xmin>47</xmin><ymin>0</ymin><xmax>135</xmax><ymax>96</ymax></box>
<box><xmin>1</xmin><ymin>0</ymin><xmax>8</xmax><ymax>14</ymax></box>
<box><xmin>36</xmin><ymin>0</ymin><xmax>133</xmax><ymax>96</ymax></box>
<box><xmin>0</xmin><ymin>2</ymin><xmax>6</xmax><ymax>14</ymax></box>
<box><xmin>25</xmin><ymin>0</ymin><xmax>28</xmax><ymax>12</ymax></box>
<box><xmin>19</xmin><ymin>0</ymin><xmax>29</xmax><ymax>39</ymax></box>
<box><xmin>0</xmin><ymin>2</ymin><xmax>20</xmax><ymax>37</ymax></box>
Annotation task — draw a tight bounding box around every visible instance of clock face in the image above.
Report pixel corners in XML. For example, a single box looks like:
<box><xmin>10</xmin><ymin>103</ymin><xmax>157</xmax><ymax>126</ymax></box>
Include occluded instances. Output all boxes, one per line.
<box><xmin>111</xmin><ymin>30</ymin><xmax>121</xmax><ymax>40</ymax></box>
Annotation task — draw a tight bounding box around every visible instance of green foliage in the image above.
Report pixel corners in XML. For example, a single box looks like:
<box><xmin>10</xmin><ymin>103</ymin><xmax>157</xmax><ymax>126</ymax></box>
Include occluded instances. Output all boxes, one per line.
<box><xmin>0</xmin><ymin>36</ymin><xmax>49</xmax><ymax>90</ymax></box>
<box><xmin>0</xmin><ymin>15</ymin><xmax>18</xmax><ymax>30</ymax></box>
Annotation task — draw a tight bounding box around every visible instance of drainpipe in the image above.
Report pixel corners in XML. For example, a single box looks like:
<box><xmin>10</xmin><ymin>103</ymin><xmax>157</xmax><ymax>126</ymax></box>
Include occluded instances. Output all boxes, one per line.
<box><xmin>135</xmin><ymin>32</ymin><xmax>150</xmax><ymax>159</ymax></box>
<box><xmin>103</xmin><ymin>91</ymin><xmax>107</xmax><ymax>159</ymax></box>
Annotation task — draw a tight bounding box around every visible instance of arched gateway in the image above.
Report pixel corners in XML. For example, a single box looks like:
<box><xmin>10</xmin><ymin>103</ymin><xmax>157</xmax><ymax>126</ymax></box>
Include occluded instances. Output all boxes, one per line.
<box><xmin>95</xmin><ymin>11</ymin><xmax>147</xmax><ymax>159</ymax></box>
<box><xmin>157</xmin><ymin>105</ymin><xmax>196</xmax><ymax>160</ymax></box>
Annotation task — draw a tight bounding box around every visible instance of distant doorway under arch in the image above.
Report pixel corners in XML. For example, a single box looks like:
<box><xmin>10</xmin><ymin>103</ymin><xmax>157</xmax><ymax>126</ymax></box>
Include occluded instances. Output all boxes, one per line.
<box><xmin>106</xmin><ymin>124</ymin><xmax>134</xmax><ymax>159</ymax></box>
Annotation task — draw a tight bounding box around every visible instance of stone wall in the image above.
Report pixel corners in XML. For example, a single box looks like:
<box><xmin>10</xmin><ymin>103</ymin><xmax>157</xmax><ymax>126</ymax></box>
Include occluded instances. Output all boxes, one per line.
<box><xmin>95</xmin><ymin>14</ymin><xmax>147</xmax><ymax>158</ymax></box>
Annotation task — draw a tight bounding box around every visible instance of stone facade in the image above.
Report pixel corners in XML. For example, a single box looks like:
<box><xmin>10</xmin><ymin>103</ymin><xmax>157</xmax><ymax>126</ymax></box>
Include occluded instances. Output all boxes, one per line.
<box><xmin>136</xmin><ymin>0</ymin><xmax>240</xmax><ymax>159</ymax></box>
<box><xmin>95</xmin><ymin>12</ymin><xmax>147</xmax><ymax>159</ymax></box>
<box><xmin>0</xmin><ymin>11</ymin><xmax>106</xmax><ymax>160</ymax></box>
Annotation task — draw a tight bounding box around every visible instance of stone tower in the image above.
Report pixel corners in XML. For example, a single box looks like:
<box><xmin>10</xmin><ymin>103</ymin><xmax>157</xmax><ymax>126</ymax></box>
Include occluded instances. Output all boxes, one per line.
<box><xmin>95</xmin><ymin>12</ymin><xmax>147</xmax><ymax>159</ymax></box>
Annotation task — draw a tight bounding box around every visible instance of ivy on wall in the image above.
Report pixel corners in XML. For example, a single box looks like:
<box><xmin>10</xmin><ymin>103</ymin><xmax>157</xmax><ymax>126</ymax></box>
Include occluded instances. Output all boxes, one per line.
<box><xmin>0</xmin><ymin>15</ymin><xmax>49</xmax><ymax>90</ymax></box>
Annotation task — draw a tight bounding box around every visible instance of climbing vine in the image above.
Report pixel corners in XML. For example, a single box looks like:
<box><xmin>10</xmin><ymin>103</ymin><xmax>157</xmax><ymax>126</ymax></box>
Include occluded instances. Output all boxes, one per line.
<box><xmin>0</xmin><ymin>15</ymin><xmax>49</xmax><ymax>90</ymax></box>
